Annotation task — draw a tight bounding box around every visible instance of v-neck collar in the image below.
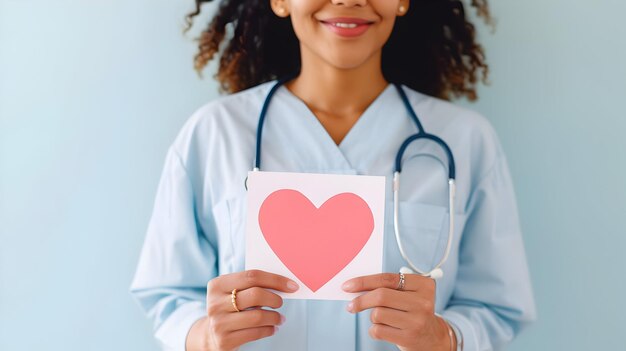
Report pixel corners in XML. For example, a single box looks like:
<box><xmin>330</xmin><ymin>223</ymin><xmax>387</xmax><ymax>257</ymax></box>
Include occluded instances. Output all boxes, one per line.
<box><xmin>276</xmin><ymin>83</ymin><xmax>395</xmax><ymax>169</ymax></box>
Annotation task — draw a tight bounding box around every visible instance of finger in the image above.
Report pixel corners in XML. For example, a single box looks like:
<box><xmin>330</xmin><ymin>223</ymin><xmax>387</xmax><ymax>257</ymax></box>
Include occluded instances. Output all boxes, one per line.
<box><xmin>369</xmin><ymin>307</ymin><xmax>415</xmax><ymax>330</ymax></box>
<box><xmin>232</xmin><ymin>287</ymin><xmax>284</xmax><ymax>311</ymax></box>
<box><xmin>369</xmin><ymin>323</ymin><xmax>409</xmax><ymax>347</ymax></box>
<box><xmin>221</xmin><ymin>326</ymin><xmax>277</xmax><ymax>350</ymax></box>
<box><xmin>348</xmin><ymin>288</ymin><xmax>413</xmax><ymax>313</ymax></box>
<box><xmin>221</xmin><ymin>309</ymin><xmax>285</xmax><ymax>331</ymax></box>
<box><xmin>208</xmin><ymin>269</ymin><xmax>299</xmax><ymax>294</ymax></box>
<box><xmin>342</xmin><ymin>272</ymin><xmax>434</xmax><ymax>293</ymax></box>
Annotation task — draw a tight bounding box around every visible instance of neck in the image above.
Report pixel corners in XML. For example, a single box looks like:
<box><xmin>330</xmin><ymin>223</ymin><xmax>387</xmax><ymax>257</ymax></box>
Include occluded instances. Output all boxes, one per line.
<box><xmin>284</xmin><ymin>47</ymin><xmax>389</xmax><ymax>118</ymax></box>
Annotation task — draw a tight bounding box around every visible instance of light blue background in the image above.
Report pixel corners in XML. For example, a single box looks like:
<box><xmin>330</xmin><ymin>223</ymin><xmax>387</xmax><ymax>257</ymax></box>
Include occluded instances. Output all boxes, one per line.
<box><xmin>1</xmin><ymin>0</ymin><xmax>624</xmax><ymax>350</ymax></box>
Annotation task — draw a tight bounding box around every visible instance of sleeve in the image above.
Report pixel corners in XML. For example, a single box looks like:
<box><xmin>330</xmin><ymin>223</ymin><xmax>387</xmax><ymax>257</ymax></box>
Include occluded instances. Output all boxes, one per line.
<box><xmin>129</xmin><ymin>146</ymin><xmax>218</xmax><ymax>351</ymax></box>
<box><xmin>440</xmin><ymin>145</ymin><xmax>537</xmax><ymax>351</ymax></box>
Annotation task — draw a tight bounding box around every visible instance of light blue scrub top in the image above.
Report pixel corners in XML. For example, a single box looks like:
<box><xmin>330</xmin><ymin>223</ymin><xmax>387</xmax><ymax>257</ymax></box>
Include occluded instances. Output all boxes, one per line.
<box><xmin>130</xmin><ymin>80</ymin><xmax>536</xmax><ymax>351</ymax></box>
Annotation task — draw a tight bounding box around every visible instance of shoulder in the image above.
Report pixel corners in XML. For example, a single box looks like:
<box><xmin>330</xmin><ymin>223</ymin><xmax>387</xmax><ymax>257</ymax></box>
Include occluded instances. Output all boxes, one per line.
<box><xmin>170</xmin><ymin>80</ymin><xmax>277</xmax><ymax>164</ymax></box>
<box><xmin>401</xmin><ymin>85</ymin><xmax>499</xmax><ymax>145</ymax></box>
<box><xmin>401</xmin><ymin>85</ymin><xmax>505</xmax><ymax>174</ymax></box>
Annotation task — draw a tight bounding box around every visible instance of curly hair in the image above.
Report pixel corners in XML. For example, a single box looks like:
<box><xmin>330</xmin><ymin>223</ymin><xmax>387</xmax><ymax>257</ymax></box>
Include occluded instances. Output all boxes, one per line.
<box><xmin>183</xmin><ymin>0</ymin><xmax>493</xmax><ymax>101</ymax></box>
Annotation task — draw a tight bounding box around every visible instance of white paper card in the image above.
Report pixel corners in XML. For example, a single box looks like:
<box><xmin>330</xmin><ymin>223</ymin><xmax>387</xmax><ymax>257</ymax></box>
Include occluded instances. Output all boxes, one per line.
<box><xmin>245</xmin><ymin>171</ymin><xmax>385</xmax><ymax>301</ymax></box>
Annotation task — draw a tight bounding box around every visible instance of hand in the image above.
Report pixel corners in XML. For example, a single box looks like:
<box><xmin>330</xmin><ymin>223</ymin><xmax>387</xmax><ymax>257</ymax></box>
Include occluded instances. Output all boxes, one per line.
<box><xmin>187</xmin><ymin>270</ymin><xmax>299</xmax><ymax>351</ymax></box>
<box><xmin>342</xmin><ymin>273</ymin><xmax>453</xmax><ymax>351</ymax></box>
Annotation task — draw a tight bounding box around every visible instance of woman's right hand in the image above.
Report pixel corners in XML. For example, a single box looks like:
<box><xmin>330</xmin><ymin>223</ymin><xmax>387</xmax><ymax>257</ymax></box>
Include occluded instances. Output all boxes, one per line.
<box><xmin>186</xmin><ymin>269</ymin><xmax>300</xmax><ymax>351</ymax></box>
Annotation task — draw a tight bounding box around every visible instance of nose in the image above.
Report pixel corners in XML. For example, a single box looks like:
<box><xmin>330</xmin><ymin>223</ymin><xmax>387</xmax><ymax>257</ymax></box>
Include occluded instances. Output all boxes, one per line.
<box><xmin>330</xmin><ymin>0</ymin><xmax>367</xmax><ymax>7</ymax></box>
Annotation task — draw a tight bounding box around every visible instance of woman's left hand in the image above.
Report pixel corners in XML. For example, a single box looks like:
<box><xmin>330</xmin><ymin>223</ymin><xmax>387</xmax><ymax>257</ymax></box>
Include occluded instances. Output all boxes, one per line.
<box><xmin>342</xmin><ymin>273</ymin><xmax>452</xmax><ymax>351</ymax></box>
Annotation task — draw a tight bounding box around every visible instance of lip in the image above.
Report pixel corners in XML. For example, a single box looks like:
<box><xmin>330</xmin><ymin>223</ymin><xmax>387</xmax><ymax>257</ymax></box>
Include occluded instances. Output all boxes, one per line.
<box><xmin>319</xmin><ymin>17</ymin><xmax>375</xmax><ymax>38</ymax></box>
<box><xmin>321</xmin><ymin>17</ymin><xmax>375</xmax><ymax>25</ymax></box>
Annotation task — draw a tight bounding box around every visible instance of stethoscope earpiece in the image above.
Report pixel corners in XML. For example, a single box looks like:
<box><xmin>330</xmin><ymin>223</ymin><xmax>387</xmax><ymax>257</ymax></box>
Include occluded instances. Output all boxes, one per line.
<box><xmin>428</xmin><ymin>268</ymin><xmax>444</xmax><ymax>280</ymax></box>
<box><xmin>399</xmin><ymin>266</ymin><xmax>414</xmax><ymax>274</ymax></box>
<box><xmin>399</xmin><ymin>266</ymin><xmax>444</xmax><ymax>280</ymax></box>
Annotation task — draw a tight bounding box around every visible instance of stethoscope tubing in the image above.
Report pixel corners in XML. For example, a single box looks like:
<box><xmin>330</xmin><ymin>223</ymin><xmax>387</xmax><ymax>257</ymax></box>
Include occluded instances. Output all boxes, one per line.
<box><xmin>251</xmin><ymin>77</ymin><xmax>457</xmax><ymax>280</ymax></box>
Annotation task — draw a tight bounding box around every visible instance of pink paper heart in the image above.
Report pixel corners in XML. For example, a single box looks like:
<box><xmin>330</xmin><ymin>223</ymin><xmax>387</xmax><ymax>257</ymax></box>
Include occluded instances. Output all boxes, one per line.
<box><xmin>258</xmin><ymin>189</ymin><xmax>374</xmax><ymax>292</ymax></box>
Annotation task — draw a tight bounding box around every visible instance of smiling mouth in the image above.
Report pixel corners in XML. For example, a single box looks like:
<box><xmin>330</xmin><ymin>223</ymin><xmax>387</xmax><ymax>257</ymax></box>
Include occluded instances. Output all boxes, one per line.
<box><xmin>319</xmin><ymin>20</ymin><xmax>375</xmax><ymax>38</ymax></box>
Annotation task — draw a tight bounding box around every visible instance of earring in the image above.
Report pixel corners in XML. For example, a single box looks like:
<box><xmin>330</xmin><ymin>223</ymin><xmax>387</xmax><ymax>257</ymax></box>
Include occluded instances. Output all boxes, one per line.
<box><xmin>278</xmin><ymin>8</ymin><xmax>286</xmax><ymax>14</ymax></box>
<box><xmin>399</xmin><ymin>5</ymin><xmax>406</xmax><ymax>13</ymax></box>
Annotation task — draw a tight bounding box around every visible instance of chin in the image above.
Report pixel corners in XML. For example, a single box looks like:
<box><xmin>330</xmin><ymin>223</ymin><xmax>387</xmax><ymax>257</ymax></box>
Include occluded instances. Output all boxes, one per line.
<box><xmin>321</xmin><ymin>51</ymin><xmax>377</xmax><ymax>71</ymax></box>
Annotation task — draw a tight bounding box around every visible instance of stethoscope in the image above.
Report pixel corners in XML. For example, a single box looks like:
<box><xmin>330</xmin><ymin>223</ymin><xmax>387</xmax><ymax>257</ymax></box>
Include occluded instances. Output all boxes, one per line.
<box><xmin>247</xmin><ymin>76</ymin><xmax>456</xmax><ymax>280</ymax></box>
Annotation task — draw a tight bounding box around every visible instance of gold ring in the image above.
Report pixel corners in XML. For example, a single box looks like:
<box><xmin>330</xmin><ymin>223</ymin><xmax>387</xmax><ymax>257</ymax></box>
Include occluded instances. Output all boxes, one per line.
<box><xmin>396</xmin><ymin>272</ymin><xmax>405</xmax><ymax>290</ymax></box>
<box><xmin>231</xmin><ymin>288</ymin><xmax>240</xmax><ymax>312</ymax></box>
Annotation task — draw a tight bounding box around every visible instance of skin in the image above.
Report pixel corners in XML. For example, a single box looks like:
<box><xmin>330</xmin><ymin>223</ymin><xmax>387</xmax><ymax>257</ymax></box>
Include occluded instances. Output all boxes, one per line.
<box><xmin>342</xmin><ymin>273</ymin><xmax>454</xmax><ymax>351</ymax></box>
<box><xmin>273</xmin><ymin>0</ymin><xmax>408</xmax><ymax>145</ymax></box>
<box><xmin>186</xmin><ymin>270</ymin><xmax>297</xmax><ymax>350</ymax></box>
<box><xmin>187</xmin><ymin>0</ymin><xmax>456</xmax><ymax>350</ymax></box>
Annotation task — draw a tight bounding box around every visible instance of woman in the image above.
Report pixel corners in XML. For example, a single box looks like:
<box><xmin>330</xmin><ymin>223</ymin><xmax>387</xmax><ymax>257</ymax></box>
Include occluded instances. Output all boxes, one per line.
<box><xmin>130</xmin><ymin>0</ymin><xmax>536</xmax><ymax>350</ymax></box>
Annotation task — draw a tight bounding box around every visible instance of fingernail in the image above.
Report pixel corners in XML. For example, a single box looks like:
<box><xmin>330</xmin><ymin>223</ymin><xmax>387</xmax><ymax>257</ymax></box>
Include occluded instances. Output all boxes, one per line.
<box><xmin>346</xmin><ymin>302</ymin><xmax>354</xmax><ymax>313</ymax></box>
<box><xmin>342</xmin><ymin>281</ymin><xmax>354</xmax><ymax>291</ymax></box>
<box><xmin>279</xmin><ymin>314</ymin><xmax>286</xmax><ymax>325</ymax></box>
<box><xmin>287</xmin><ymin>281</ymin><xmax>299</xmax><ymax>291</ymax></box>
